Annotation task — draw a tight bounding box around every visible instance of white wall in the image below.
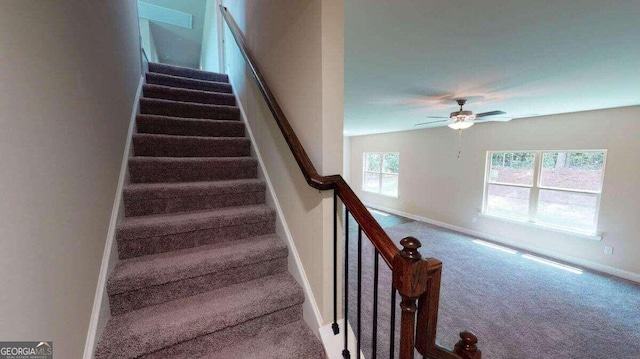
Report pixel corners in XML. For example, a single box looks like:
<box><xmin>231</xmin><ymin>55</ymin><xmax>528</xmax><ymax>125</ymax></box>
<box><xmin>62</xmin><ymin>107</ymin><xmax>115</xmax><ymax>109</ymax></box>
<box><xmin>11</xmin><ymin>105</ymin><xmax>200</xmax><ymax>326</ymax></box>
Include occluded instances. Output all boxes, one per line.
<box><xmin>0</xmin><ymin>1</ymin><xmax>142</xmax><ymax>358</ymax></box>
<box><xmin>222</xmin><ymin>0</ymin><xmax>344</xmax><ymax>325</ymax></box>
<box><xmin>349</xmin><ymin>106</ymin><xmax>640</xmax><ymax>277</ymax></box>
<box><xmin>343</xmin><ymin>136</ymin><xmax>352</xmax><ymax>183</ymax></box>
<box><xmin>140</xmin><ymin>18</ymin><xmax>159</xmax><ymax>63</ymax></box>
<box><xmin>200</xmin><ymin>0</ymin><xmax>222</xmax><ymax>72</ymax></box>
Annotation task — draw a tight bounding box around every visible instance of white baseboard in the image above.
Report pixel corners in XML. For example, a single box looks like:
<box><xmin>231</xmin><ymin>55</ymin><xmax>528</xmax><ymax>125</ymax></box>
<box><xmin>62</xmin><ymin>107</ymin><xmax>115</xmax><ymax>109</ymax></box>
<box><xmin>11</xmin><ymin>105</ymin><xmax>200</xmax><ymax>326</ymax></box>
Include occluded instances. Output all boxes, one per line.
<box><xmin>363</xmin><ymin>202</ymin><xmax>640</xmax><ymax>283</ymax></box>
<box><xmin>230</xmin><ymin>85</ymin><xmax>324</xmax><ymax>332</ymax></box>
<box><xmin>319</xmin><ymin>319</ymin><xmax>364</xmax><ymax>359</ymax></box>
<box><xmin>83</xmin><ymin>75</ymin><xmax>144</xmax><ymax>359</ymax></box>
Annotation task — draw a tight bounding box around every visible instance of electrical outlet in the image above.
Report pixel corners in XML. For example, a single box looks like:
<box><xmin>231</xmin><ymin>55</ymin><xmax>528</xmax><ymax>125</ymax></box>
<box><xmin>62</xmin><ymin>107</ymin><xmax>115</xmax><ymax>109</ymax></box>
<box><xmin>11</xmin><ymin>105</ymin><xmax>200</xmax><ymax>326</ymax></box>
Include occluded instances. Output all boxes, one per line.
<box><xmin>604</xmin><ymin>246</ymin><xmax>613</xmax><ymax>255</ymax></box>
<box><xmin>472</xmin><ymin>217</ymin><xmax>477</xmax><ymax>223</ymax></box>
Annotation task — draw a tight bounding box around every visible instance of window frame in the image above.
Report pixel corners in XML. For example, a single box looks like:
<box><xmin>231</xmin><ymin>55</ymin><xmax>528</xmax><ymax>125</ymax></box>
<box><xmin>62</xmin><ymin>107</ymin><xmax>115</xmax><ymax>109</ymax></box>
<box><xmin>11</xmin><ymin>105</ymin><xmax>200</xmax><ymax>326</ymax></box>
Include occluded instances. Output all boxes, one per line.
<box><xmin>482</xmin><ymin>150</ymin><xmax>607</xmax><ymax>235</ymax></box>
<box><xmin>483</xmin><ymin>151</ymin><xmax>537</xmax><ymax>221</ymax></box>
<box><xmin>362</xmin><ymin>152</ymin><xmax>400</xmax><ymax>198</ymax></box>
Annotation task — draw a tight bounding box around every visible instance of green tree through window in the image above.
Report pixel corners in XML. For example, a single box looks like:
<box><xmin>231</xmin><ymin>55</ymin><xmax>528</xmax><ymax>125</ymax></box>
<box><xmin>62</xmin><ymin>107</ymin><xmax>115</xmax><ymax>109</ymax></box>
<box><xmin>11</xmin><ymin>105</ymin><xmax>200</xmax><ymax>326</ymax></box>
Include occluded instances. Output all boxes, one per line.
<box><xmin>363</xmin><ymin>152</ymin><xmax>399</xmax><ymax>197</ymax></box>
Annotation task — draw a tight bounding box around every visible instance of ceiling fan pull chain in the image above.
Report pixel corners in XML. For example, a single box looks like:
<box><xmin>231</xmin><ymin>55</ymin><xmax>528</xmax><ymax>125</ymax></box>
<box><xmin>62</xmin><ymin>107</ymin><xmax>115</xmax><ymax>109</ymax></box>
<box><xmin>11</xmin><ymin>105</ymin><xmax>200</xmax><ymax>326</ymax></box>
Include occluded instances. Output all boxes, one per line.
<box><xmin>457</xmin><ymin>129</ymin><xmax>463</xmax><ymax>159</ymax></box>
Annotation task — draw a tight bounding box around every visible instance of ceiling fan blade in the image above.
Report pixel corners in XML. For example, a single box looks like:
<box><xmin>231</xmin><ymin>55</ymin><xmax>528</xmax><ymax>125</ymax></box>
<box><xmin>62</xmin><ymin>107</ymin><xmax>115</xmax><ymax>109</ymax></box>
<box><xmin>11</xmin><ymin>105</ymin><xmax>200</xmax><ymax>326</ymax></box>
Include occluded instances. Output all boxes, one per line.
<box><xmin>475</xmin><ymin>117</ymin><xmax>512</xmax><ymax>123</ymax></box>
<box><xmin>415</xmin><ymin>120</ymin><xmax>447</xmax><ymax>126</ymax></box>
<box><xmin>475</xmin><ymin>110</ymin><xmax>506</xmax><ymax>118</ymax></box>
<box><xmin>475</xmin><ymin>116</ymin><xmax>510</xmax><ymax>120</ymax></box>
<box><xmin>425</xmin><ymin>116</ymin><xmax>449</xmax><ymax>119</ymax></box>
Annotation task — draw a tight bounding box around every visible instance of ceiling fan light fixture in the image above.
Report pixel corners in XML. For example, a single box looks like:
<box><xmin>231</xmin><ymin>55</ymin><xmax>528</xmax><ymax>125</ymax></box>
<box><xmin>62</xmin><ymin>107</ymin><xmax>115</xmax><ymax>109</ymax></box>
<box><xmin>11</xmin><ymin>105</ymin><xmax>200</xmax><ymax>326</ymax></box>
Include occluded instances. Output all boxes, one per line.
<box><xmin>447</xmin><ymin>112</ymin><xmax>475</xmax><ymax>130</ymax></box>
<box><xmin>415</xmin><ymin>99</ymin><xmax>506</xmax><ymax>130</ymax></box>
<box><xmin>447</xmin><ymin>119</ymin><xmax>474</xmax><ymax>130</ymax></box>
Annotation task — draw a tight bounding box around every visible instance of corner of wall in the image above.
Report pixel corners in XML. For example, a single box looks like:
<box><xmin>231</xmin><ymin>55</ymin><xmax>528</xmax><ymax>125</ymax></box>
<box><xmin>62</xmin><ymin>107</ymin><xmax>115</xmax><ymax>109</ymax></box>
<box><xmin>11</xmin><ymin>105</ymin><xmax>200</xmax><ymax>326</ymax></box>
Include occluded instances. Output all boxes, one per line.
<box><xmin>343</xmin><ymin>136</ymin><xmax>351</xmax><ymax>183</ymax></box>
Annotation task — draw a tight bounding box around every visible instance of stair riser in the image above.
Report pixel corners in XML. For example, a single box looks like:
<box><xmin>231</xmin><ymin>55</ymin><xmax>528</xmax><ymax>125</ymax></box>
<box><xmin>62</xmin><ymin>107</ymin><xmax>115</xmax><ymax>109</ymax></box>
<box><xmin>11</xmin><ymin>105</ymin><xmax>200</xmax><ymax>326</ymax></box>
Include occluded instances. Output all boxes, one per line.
<box><xmin>146</xmin><ymin>73</ymin><xmax>232</xmax><ymax>93</ymax></box>
<box><xmin>136</xmin><ymin>116</ymin><xmax>246</xmax><ymax>137</ymax></box>
<box><xmin>143</xmin><ymin>85</ymin><xmax>236</xmax><ymax>106</ymax></box>
<box><xmin>140</xmin><ymin>99</ymin><xmax>240</xmax><ymax>121</ymax></box>
<box><xmin>117</xmin><ymin>221</ymin><xmax>276</xmax><ymax>259</ymax></box>
<box><xmin>139</xmin><ymin>305</ymin><xmax>303</xmax><ymax>359</ymax></box>
<box><xmin>124</xmin><ymin>191</ymin><xmax>265</xmax><ymax>217</ymax></box>
<box><xmin>129</xmin><ymin>160</ymin><xmax>258</xmax><ymax>183</ymax></box>
<box><xmin>133</xmin><ymin>136</ymin><xmax>251</xmax><ymax>157</ymax></box>
<box><xmin>149</xmin><ymin>63</ymin><xmax>229</xmax><ymax>83</ymax></box>
<box><xmin>109</xmin><ymin>257</ymin><xmax>287</xmax><ymax>315</ymax></box>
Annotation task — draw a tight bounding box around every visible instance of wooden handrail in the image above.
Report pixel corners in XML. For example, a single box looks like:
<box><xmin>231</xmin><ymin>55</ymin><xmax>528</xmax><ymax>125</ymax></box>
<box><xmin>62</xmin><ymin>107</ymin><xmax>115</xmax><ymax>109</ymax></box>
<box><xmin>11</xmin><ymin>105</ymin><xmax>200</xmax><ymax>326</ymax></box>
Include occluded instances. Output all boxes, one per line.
<box><xmin>219</xmin><ymin>5</ymin><xmax>399</xmax><ymax>268</ymax></box>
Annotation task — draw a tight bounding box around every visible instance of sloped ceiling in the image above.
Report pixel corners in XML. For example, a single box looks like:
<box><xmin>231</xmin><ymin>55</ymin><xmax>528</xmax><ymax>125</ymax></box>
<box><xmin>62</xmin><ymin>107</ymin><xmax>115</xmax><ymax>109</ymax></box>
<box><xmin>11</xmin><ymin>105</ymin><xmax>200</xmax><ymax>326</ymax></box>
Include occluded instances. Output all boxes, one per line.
<box><xmin>144</xmin><ymin>0</ymin><xmax>207</xmax><ymax>69</ymax></box>
<box><xmin>345</xmin><ymin>0</ymin><xmax>640</xmax><ymax>136</ymax></box>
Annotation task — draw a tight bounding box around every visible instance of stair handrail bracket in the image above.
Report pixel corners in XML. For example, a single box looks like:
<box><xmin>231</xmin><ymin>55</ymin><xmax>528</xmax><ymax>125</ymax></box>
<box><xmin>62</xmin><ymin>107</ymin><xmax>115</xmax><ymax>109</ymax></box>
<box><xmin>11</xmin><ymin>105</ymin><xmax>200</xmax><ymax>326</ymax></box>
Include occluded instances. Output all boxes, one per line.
<box><xmin>220</xmin><ymin>6</ymin><xmax>480</xmax><ymax>359</ymax></box>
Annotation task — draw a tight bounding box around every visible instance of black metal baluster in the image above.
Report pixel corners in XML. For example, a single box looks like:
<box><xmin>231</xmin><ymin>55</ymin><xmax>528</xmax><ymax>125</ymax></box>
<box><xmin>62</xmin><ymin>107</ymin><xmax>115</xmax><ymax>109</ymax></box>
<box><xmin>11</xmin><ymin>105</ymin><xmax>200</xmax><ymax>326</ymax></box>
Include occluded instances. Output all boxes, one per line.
<box><xmin>372</xmin><ymin>250</ymin><xmax>379</xmax><ymax>358</ymax></box>
<box><xmin>332</xmin><ymin>190</ymin><xmax>339</xmax><ymax>335</ymax></box>
<box><xmin>390</xmin><ymin>286</ymin><xmax>397</xmax><ymax>359</ymax></box>
<box><xmin>343</xmin><ymin>208</ymin><xmax>351</xmax><ymax>359</ymax></box>
<box><xmin>357</xmin><ymin>226</ymin><xmax>362</xmax><ymax>357</ymax></box>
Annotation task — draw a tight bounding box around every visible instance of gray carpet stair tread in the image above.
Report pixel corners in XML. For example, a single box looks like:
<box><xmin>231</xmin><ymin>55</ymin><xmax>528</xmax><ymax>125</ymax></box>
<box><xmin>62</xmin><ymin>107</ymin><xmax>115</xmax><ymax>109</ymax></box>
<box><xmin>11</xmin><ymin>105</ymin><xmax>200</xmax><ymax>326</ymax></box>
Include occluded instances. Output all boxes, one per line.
<box><xmin>128</xmin><ymin>156</ymin><xmax>258</xmax><ymax>183</ymax></box>
<box><xmin>133</xmin><ymin>133</ymin><xmax>251</xmax><ymax>157</ymax></box>
<box><xmin>148</xmin><ymin>62</ymin><xmax>229</xmax><ymax>83</ymax></box>
<box><xmin>117</xmin><ymin>204</ymin><xmax>275</xmax><ymax>241</ymax></box>
<box><xmin>108</xmin><ymin>234</ymin><xmax>287</xmax><ymax>295</ymax></box>
<box><xmin>205</xmin><ymin>320</ymin><xmax>326</xmax><ymax>358</ymax></box>
<box><xmin>136</xmin><ymin>115</ymin><xmax>246</xmax><ymax>137</ymax></box>
<box><xmin>146</xmin><ymin>72</ymin><xmax>232</xmax><ymax>93</ymax></box>
<box><xmin>140</xmin><ymin>97</ymin><xmax>240</xmax><ymax>120</ymax></box>
<box><xmin>137</xmin><ymin>305</ymin><xmax>303</xmax><ymax>359</ymax></box>
<box><xmin>143</xmin><ymin>84</ymin><xmax>236</xmax><ymax>106</ymax></box>
<box><xmin>124</xmin><ymin>179</ymin><xmax>265</xmax><ymax>199</ymax></box>
<box><xmin>129</xmin><ymin>156</ymin><xmax>257</xmax><ymax>166</ymax></box>
<box><xmin>94</xmin><ymin>273</ymin><xmax>305</xmax><ymax>359</ymax></box>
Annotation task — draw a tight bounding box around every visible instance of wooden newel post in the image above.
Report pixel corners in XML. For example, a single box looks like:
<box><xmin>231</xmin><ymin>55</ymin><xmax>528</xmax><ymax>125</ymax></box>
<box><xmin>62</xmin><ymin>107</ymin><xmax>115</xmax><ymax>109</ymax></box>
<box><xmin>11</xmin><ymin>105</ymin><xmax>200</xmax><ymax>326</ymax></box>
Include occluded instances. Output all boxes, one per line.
<box><xmin>392</xmin><ymin>237</ymin><xmax>430</xmax><ymax>359</ymax></box>
<box><xmin>454</xmin><ymin>331</ymin><xmax>482</xmax><ymax>359</ymax></box>
<box><xmin>414</xmin><ymin>257</ymin><xmax>442</xmax><ymax>356</ymax></box>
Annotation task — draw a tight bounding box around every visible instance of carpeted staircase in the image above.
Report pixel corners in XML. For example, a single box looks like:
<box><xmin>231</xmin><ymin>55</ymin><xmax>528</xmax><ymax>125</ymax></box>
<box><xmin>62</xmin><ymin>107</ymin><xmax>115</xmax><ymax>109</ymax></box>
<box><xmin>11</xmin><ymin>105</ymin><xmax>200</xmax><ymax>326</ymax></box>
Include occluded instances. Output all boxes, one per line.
<box><xmin>95</xmin><ymin>63</ymin><xmax>326</xmax><ymax>358</ymax></box>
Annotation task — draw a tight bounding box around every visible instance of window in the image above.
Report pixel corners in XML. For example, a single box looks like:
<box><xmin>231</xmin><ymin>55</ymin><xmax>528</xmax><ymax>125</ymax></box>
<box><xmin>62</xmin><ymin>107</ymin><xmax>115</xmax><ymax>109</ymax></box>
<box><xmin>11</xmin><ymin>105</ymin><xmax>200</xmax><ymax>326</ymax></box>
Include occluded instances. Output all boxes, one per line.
<box><xmin>363</xmin><ymin>152</ymin><xmax>399</xmax><ymax>197</ymax></box>
<box><xmin>483</xmin><ymin>150</ymin><xmax>606</xmax><ymax>234</ymax></box>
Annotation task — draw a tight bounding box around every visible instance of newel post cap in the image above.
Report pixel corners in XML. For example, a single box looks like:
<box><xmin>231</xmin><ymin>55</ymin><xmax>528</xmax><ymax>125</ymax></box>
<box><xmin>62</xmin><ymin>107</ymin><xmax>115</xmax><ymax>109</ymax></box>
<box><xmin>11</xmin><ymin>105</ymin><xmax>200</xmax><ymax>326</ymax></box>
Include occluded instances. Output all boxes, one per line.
<box><xmin>454</xmin><ymin>331</ymin><xmax>482</xmax><ymax>359</ymax></box>
<box><xmin>399</xmin><ymin>236</ymin><xmax>422</xmax><ymax>260</ymax></box>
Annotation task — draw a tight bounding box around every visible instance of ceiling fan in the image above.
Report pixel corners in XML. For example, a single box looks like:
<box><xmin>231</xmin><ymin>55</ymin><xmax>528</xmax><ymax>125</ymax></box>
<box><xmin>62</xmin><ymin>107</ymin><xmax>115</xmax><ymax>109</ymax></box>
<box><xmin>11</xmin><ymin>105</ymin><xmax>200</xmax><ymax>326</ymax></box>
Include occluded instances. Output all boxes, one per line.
<box><xmin>415</xmin><ymin>99</ymin><xmax>509</xmax><ymax>130</ymax></box>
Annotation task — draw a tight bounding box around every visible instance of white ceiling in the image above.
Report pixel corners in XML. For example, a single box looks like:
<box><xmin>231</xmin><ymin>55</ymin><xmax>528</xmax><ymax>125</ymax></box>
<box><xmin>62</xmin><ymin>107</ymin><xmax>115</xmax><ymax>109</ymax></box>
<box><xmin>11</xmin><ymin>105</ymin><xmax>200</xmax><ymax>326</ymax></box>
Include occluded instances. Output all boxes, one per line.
<box><xmin>144</xmin><ymin>0</ymin><xmax>207</xmax><ymax>69</ymax></box>
<box><xmin>344</xmin><ymin>0</ymin><xmax>640</xmax><ymax>136</ymax></box>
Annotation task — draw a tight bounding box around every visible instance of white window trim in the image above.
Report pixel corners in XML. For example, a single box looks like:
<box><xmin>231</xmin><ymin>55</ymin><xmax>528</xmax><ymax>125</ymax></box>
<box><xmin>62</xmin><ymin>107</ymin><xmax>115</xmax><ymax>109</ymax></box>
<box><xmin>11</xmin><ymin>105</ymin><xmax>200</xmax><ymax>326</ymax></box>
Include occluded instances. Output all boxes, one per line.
<box><xmin>362</xmin><ymin>152</ymin><xmax>399</xmax><ymax>198</ymax></box>
<box><xmin>482</xmin><ymin>150</ymin><xmax>607</xmax><ymax>237</ymax></box>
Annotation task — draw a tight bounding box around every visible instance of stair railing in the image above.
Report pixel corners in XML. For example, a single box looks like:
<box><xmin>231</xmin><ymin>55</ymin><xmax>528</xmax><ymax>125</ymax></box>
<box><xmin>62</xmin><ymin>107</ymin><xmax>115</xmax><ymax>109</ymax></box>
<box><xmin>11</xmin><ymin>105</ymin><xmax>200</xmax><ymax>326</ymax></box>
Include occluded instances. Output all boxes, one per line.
<box><xmin>220</xmin><ymin>6</ymin><xmax>480</xmax><ymax>359</ymax></box>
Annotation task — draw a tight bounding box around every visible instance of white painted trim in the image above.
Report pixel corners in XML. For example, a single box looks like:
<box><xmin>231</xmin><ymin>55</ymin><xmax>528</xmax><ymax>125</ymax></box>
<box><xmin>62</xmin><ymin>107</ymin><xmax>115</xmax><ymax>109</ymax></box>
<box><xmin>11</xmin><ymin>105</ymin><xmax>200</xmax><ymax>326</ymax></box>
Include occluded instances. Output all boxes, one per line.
<box><xmin>83</xmin><ymin>76</ymin><xmax>144</xmax><ymax>359</ymax></box>
<box><xmin>231</xmin><ymin>88</ymin><xmax>324</xmax><ymax>332</ymax></box>
<box><xmin>363</xmin><ymin>202</ymin><xmax>640</xmax><ymax>283</ymax></box>
<box><xmin>477</xmin><ymin>212</ymin><xmax>602</xmax><ymax>240</ymax></box>
<box><xmin>482</xmin><ymin>150</ymin><xmax>607</xmax><ymax>236</ymax></box>
<box><xmin>319</xmin><ymin>319</ymin><xmax>364</xmax><ymax>359</ymax></box>
<box><xmin>137</xmin><ymin>1</ymin><xmax>193</xmax><ymax>29</ymax></box>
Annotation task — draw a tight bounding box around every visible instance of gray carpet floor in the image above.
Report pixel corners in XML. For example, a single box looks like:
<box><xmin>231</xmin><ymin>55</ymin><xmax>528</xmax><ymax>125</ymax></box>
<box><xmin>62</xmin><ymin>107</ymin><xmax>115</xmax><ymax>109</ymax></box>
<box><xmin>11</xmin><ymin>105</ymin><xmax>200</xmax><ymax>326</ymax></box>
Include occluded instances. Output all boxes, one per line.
<box><xmin>345</xmin><ymin>216</ymin><xmax>640</xmax><ymax>359</ymax></box>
